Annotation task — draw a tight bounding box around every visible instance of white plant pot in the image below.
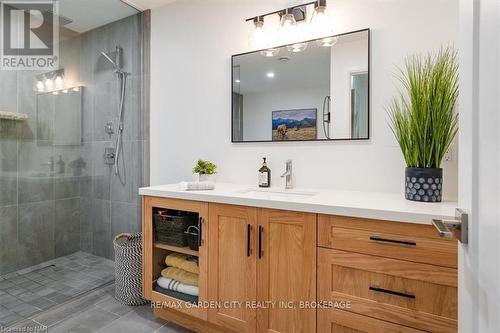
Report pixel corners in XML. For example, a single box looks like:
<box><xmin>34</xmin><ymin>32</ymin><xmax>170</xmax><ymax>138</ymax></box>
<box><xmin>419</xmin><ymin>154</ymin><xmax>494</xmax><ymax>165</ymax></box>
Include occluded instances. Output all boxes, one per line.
<box><xmin>197</xmin><ymin>174</ymin><xmax>214</xmax><ymax>182</ymax></box>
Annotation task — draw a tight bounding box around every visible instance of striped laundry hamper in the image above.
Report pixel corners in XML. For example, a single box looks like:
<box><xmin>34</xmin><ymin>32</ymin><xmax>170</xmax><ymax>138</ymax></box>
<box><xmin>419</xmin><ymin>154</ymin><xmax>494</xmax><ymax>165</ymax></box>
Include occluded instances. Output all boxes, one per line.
<box><xmin>113</xmin><ymin>233</ymin><xmax>148</xmax><ymax>306</ymax></box>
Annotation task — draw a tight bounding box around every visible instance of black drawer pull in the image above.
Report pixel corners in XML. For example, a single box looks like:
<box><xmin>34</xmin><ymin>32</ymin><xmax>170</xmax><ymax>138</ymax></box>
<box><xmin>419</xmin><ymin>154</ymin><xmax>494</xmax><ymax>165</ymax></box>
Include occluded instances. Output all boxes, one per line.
<box><xmin>258</xmin><ymin>225</ymin><xmax>263</xmax><ymax>259</ymax></box>
<box><xmin>247</xmin><ymin>224</ymin><xmax>252</xmax><ymax>257</ymax></box>
<box><xmin>369</xmin><ymin>286</ymin><xmax>415</xmax><ymax>299</ymax></box>
<box><xmin>198</xmin><ymin>217</ymin><xmax>203</xmax><ymax>247</ymax></box>
<box><xmin>369</xmin><ymin>236</ymin><xmax>416</xmax><ymax>246</ymax></box>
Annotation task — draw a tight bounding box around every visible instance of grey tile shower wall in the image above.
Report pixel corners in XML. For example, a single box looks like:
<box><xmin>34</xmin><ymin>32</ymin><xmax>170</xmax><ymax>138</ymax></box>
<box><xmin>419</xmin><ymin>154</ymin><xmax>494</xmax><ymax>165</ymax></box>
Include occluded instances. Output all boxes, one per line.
<box><xmin>0</xmin><ymin>13</ymin><xmax>145</xmax><ymax>273</ymax></box>
<box><xmin>79</xmin><ymin>13</ymin><xmax>145</xmax><ymax>260</ymax></box>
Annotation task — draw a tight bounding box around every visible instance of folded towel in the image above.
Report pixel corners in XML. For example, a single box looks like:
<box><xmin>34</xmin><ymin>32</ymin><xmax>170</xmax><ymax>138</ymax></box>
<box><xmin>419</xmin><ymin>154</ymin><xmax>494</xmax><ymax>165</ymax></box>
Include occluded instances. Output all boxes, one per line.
<box><xmin>161</xmin><ymin>267</ymin><xmax>198</xmax><ymax>286</ymax></box>
<box><xmin>165</xmin><ymin>253</ymin><xmax>200</xmax><ymax>275</ymax></box>
<box><xmin>154</xmin><ymin>284</ymin><xmax>198</xmax><ymax>304</ymax></box>
<box><xmin>179</xmin><ymin>181</ymin><xmax>215</xmax><ymax>191</ymax></box>
<box><xmin>157</xmin><ymin>277</ymin><xmax>199</xmax><ymax>296</ymax></box>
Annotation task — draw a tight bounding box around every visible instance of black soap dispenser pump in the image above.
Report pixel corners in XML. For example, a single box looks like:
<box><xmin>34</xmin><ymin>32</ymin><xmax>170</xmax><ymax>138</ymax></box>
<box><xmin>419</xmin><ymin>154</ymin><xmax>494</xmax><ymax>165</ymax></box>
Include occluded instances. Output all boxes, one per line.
<box><xmin>258</xmin><ymin>157</ymin><xmax>271</xmax><ymax>188</ymax></box>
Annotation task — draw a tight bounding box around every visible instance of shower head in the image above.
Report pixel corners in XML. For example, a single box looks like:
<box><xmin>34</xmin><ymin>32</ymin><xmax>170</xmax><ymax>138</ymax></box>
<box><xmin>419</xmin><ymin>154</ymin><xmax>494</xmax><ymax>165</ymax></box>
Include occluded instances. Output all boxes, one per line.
<box><xmin>101</xmin><ymin>51</ymin><xmax>117</xmax><ymax>67</ymax></box>
<box><xmin>100</xmin><ymin>46</ymin><xmax>123</xmax><ymax>73</ymax></box>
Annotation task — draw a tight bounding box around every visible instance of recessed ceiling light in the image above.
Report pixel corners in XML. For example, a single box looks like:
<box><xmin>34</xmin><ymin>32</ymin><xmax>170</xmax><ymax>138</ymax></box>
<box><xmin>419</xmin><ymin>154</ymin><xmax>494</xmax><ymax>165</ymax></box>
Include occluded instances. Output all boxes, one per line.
<box><xmin>267</xmin><ymin>72</ymin><xmax>275</xmax><ymax>78</ymax></box>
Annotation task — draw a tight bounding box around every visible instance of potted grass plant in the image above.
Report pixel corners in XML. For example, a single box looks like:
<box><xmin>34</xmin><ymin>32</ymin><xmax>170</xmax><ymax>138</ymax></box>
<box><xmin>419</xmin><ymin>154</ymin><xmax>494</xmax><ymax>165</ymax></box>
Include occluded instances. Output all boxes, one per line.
<box><xmin>193</xmin><ymin>159</ymin><xmax>217</xmax><ymax>182</ymax></box>
<box><xmin>388</xmin><ymin>47</ymin><xmax>458</xmax><ymax>202</ymax></box>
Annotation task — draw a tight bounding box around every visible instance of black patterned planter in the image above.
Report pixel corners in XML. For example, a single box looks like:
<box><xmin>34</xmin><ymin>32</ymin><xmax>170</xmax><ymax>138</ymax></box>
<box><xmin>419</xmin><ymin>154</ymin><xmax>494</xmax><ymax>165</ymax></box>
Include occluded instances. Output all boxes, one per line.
<box><xmin>405</xmin><ymin>167</ymin><xmax>443</xmax><ymax>202</ymax></box>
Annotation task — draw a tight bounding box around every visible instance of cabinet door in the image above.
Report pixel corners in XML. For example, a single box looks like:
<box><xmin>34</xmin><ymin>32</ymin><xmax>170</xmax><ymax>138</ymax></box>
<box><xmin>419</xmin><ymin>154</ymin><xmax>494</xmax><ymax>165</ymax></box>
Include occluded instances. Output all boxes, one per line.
<box><xmin>256</xmin><ymin>209</ymin><xmax>316</xmax><ymax>333</ymax></box>
<box><xmin>208</xmin><ymin>203</ymin><xmax>257</xmax><ymax>333</ymax></box>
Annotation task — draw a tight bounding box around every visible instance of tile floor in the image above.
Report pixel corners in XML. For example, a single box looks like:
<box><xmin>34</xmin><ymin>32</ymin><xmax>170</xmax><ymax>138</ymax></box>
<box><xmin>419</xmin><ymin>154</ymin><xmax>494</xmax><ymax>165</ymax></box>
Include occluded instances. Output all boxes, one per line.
<box><xmin>0</xmin><ymin>251</ymin><xmax>115</xmax><ymax>326</ymax></box>
<box><xmin>11</xmin><ymin>284</ymin><xmax>193</xmax><ymax>333</ymax></box>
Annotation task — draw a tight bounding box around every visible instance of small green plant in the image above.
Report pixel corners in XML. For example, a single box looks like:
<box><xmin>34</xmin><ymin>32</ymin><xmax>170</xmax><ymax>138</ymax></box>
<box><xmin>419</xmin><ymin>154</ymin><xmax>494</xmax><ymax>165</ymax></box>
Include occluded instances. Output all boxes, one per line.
<box><xmin>388</xmin><ymin>46</ymin><xmax>459</xmax><ymax>169</ymax></box>
<box><xmin>192</xmin><ymin>159</ymin><xmax>217</xmax><ymax>175</ymax></box>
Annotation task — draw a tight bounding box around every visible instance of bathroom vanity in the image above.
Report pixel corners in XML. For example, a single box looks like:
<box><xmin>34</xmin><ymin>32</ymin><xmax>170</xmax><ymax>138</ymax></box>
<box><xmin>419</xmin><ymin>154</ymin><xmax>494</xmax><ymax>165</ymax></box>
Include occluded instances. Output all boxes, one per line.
<box><xmin>140</xmin><ymin>183</ymin><xmax>458</xmax><ymax>333</ymax></box>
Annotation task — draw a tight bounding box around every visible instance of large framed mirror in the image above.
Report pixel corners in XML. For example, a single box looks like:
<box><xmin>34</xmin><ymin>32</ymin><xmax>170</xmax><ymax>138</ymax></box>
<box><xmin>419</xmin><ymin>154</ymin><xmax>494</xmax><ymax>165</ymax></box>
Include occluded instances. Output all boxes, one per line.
<box><xmin>232</xmin><ymin>28</ymin><xmax>370</xmax><ymax>142</ymax></box>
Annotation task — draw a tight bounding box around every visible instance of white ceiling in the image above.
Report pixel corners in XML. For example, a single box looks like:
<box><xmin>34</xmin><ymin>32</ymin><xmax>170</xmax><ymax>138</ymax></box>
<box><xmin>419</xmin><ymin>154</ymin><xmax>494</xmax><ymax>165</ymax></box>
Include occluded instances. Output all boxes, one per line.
<box><xmin>59</xmin><ymin>0</ymin><xmax>139</xmax><ymax>33</ymax></box>
<box><xmin>123</xmin><ymin>0</ymin><xmax>178</xmax><ymax>10</ymax></box>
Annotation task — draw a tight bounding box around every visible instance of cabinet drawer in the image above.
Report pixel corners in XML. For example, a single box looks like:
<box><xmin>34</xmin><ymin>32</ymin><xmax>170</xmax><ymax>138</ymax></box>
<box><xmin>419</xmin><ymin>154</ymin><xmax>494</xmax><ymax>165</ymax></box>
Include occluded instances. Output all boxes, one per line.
<box><xmin>318</xmin><ymin>215</ymin><xmax>457</xmax><ymax>268</ymax></box>
<box><xmin>318</xmin><ymin>308</ymin><xmax>425</xmax><ymax>333</ymax></box>
<box><xmin>318</xmin><ymin>248</ymin><xmax>457</xmax><ymax>333</ymax></box>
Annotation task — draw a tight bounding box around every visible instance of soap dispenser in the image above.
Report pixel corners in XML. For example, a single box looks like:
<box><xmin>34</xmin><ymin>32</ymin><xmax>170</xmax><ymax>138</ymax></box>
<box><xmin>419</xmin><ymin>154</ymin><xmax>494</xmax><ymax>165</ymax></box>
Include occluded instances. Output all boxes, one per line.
<box><xmin>258</xmin><ymin>157</ymin><xmax>271</xmax><ymax>188</ymax></box>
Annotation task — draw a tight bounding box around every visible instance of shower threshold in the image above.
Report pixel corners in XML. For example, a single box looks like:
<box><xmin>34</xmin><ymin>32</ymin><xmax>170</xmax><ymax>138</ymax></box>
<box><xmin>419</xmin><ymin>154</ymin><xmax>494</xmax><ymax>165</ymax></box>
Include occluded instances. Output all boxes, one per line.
<box><xmin>0</xmin><ymin>252</ymin><xmax>115</xmax><ymax>328</ymax></box>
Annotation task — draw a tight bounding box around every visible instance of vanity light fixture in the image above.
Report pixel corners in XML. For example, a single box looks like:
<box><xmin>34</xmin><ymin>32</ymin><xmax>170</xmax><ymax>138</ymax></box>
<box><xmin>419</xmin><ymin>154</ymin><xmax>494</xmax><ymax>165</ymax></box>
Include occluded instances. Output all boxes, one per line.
<box><xmin>36</xmin><ymin>69</ymin><xmax>65</xmax><ymax>92</ymax></box>
<box><xmin>246</xmin><ymin>1</ymin><xmax>334</xmax><ymax>57</ymax></box>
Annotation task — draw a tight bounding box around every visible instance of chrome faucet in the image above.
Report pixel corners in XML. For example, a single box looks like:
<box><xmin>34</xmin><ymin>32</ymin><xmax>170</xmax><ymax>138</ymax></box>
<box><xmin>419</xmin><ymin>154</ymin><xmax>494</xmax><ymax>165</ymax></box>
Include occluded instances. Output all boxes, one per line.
<box><xmin>280</xmin><ymin>160</ymin><xmax>293</xmax><ymax>189</ymax></box>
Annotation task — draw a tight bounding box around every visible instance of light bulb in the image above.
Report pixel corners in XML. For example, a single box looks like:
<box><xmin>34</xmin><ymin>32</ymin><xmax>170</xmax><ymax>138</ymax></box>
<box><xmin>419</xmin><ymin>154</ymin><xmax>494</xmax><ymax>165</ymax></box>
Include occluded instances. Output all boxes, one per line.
<box><xmin>251</xmin><ymin>17</ymin><xmax>267</xmax><ymax>49</ymax></box>
<box><xmin>259</xmin><ymin>48</ymin><xmax>280</xmax><ymax>57</ymax></box>
<box><xmin>45</xmin><ymin>78</ymin><xmax>53</xmax><ymax>88</ymax></box>
<box><xmin>287</xmin><ymin>42</ymin><xmax>308</xmax><ymax>53</ymax></box>
<box><xmin>55</xmin><ymin>75</ymin><xmax>63</xmax><ymax>86</ymax></box>
<box><xmin>280</xmin><ymin>9</ymin><xmax>298</xmax><ymax>44</ymax></box>
<box><xmin>317</xmin><ymin>36</ymin><xmax>338</xmax><ymax>47</ymax></box>
<box><xmin>36</xmin><ymin>81</ymin><xmax>44</xmax><ymax>91</ymax></box>
<box><xmin>266</xmin><ymin>72</ymin><xmax>275</xmax><ymax>78</ymax></box>
<box><xmin>281</xmin><ymin>12</ymin><xmax>296</xmax><ymax>29</ymax></box>
<box><xmin>310</xmin><ymin>3</ymin><xmax>331</xmax><ymax>37</ymax></box>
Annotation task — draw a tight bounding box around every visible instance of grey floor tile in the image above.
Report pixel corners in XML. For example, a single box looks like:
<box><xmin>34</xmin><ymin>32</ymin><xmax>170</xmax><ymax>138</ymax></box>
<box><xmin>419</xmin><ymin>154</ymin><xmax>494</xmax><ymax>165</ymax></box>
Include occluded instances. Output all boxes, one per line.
<box><xmin>0</xmin><ymin>252</ymin><xmax>114</xmax><ymax>326</ymax></box>
<box><xmin>155</xmin><ymin>322</ymin><xmax>194</xmax><ymax>333</ymax></box>
<box><xmin>95</xmin><ymin>294</ymin><xmax>133</xmax><ymax>316</ymax></box>
<box><xmin>96</xmin><ymin>306</ymin><xmax>164</xmax><ymax>333</ymax></box>
<box><xmin>49</xmin><ymin>306</ymin><xmax>119</xmax><ymax>333</ymax></box>
<box><xmin>0</xmin><ymin>312</ymin><xmax>22</xmax><ymax>326</ymax></box>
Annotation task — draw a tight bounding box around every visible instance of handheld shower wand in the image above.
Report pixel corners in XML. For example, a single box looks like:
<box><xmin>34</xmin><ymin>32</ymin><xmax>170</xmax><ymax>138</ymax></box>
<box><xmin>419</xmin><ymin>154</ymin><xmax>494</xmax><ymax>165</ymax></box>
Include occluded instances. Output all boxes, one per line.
<box><xmin>100</xmin><ymin>46</ymin><xmax>128</xmax><ymax>177</ymax></box>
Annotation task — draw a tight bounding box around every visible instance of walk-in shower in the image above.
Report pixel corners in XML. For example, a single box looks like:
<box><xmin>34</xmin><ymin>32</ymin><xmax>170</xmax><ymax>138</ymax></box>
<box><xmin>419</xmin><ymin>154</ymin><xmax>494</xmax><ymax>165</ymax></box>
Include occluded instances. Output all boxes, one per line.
<box><xmin>0</xmin><ymin>0</ymin><xmax>148</xmax><ymax>327</ymax></box>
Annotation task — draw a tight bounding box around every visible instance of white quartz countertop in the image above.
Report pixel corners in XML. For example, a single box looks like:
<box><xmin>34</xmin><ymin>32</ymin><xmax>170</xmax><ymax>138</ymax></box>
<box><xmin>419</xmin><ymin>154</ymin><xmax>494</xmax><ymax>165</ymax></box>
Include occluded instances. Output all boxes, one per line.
<box><xmin>139</xmin><ymin>183</ymin><xmax>458</xmax><ymax>225</ymax></box>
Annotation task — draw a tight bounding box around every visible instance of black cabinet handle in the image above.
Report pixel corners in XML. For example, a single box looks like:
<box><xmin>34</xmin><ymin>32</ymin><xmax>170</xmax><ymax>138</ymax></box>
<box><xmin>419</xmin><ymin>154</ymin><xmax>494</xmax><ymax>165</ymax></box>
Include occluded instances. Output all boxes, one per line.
<box><xmin>369</xmin><ymin>236</ymin><xmax>416</xmax><ymax>246</ymax></box>
<box><xmin>247</xmin><ymin>224</ymin><xmax>252</xmax><ymax>257</ymax></box>
<box><xmin>369</xmin><ymin>285</ymin><xmax>415</xmax><ymax>299</ymax></box>
<box><xmin>198</xmin><ymin>217</ymin><xmax>203</xmax><ymax>247</ymax></box>
<box><xmin>258</xmin><ymin>225</ymin><xmax>263</xmax><ymax>259</ymax></box>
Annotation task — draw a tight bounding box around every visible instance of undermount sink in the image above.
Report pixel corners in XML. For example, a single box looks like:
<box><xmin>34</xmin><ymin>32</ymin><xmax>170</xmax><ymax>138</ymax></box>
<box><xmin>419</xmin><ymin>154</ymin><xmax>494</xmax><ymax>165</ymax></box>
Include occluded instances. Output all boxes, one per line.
<box><xmin>237</xmin><ymin>188</ymin><xmax>318</xmax><ymax>200</ymax></box>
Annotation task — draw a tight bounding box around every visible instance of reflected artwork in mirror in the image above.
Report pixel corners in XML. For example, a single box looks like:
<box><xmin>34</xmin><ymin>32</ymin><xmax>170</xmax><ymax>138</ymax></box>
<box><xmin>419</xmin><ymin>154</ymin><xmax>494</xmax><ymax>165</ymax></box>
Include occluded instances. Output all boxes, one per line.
<box><xmin>232</xmin><ymin>28</ymin><xmax>370</xmax><ymax>142</ymax></box>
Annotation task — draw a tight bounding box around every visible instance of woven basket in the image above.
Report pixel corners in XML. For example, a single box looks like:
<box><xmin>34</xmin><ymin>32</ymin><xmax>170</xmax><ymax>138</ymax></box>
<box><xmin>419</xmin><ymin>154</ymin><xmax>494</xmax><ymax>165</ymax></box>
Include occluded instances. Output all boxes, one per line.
<box><xmin>154</xmin><ymin>210</ymin><xmax>196</xmax><ymax>247</ymax></box>
<box><xmin>113</xmin><ymin>233</ymin><xmax>148</xmax><ymax>306</ymax></box>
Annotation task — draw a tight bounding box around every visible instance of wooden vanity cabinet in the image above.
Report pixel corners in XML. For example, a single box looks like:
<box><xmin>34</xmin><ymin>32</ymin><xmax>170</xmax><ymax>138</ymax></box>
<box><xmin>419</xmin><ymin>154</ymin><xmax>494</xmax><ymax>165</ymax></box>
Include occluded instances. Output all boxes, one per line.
<box><xmin>142</xmin><ymin>196</ymin><xmax>457</xmax><ymax>333</ymax></box>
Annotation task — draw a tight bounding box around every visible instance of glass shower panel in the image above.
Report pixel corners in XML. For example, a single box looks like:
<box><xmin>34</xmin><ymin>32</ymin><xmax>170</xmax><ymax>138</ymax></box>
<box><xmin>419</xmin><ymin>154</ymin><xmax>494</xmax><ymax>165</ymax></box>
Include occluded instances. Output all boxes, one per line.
<box><xmin>0</xmin><ymin>0</ymin><xmax>146</xmax><ymax>326</ymax></box>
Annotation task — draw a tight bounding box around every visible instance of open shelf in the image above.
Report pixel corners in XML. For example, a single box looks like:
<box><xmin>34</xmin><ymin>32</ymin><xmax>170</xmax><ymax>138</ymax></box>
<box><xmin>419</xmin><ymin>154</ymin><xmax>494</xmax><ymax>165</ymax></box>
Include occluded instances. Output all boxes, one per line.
<box><xmin>154</xmin><ymin>242</ymin><xmax>199</xmax><ymax>256</ymax></box>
